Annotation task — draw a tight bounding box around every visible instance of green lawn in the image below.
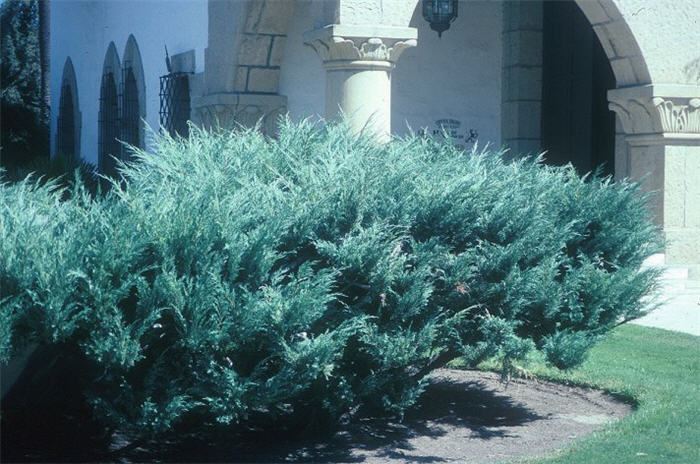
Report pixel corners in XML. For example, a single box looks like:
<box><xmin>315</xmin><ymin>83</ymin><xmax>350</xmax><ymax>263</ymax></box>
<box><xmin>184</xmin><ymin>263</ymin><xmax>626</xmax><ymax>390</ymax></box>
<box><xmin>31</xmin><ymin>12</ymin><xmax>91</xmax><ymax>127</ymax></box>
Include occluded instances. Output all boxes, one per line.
<box><xmin>487</xmin><ymin>325</ymin><xmax>700</xmax><ymax>463</ymax></box>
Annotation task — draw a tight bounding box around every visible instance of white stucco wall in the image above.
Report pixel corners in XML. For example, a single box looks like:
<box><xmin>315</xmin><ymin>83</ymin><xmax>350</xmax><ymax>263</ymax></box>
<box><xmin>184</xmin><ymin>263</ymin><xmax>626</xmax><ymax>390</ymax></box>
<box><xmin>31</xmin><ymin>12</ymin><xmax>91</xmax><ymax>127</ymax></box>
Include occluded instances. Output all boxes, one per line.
<box><xmin>278</xmin><ymin>0</ymin><xmax>326</xmax><ymax>121</ymax></box>
<box><xmin>338</xmin><ymin>0</ymin><xmax>417</xmax><ymax>27</ymax></box>
<box><xmin>50</xmin><ymin>0</ymin><xmax>208</xmax><ymax>164</ymax></box>
<box><xmin>392</xmin><ymin>1</ymin><xmax>502</xmax><ymax>147</ymax></box>
<box><xmin>612</xmin><ymin>0</ymin><xmax>700</xmax><ymax>85</ymax></box>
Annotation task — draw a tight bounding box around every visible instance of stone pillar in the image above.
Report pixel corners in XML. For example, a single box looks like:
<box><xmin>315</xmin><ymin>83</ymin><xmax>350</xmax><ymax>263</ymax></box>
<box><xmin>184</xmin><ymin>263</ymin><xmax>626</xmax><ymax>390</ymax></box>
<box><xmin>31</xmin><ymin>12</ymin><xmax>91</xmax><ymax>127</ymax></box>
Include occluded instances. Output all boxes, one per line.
<box><xmin>608</xmin><ymin>84</ymin><xmax>700</xmax><ymax>274</ymax></box>
<box><xmin>304</xmin><ymin>25</ymin><xmax>417</xmax><ymax>141</ymax></box>
<box><xmin>192</xmin><ymin>0</ymin><xmax>293</xmax><ymax>136</ymax></box>
<box><xmin>501</xmin><ymin>0</ymin><xmax>543</xmax><ymax>156</ymax></box>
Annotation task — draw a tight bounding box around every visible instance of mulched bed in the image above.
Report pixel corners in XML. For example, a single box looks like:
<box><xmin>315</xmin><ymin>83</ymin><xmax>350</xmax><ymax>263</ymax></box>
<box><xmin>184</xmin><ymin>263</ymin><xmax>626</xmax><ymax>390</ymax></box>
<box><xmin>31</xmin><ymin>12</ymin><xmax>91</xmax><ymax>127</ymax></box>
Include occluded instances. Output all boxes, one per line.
<box><xmin>1</xmin><ymin>369</ymin><xmax>631</xmax><ymax>463</ymax></box>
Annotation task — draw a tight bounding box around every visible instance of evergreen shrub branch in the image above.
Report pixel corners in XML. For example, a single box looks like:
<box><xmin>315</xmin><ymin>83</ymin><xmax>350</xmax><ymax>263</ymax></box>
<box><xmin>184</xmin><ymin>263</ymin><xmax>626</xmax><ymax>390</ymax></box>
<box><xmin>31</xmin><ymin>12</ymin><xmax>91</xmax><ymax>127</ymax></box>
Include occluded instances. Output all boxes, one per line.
<box><xmin>0</xmin><ymin>118</ymin><xmax>662</xmax><ymax>443</ymax></box>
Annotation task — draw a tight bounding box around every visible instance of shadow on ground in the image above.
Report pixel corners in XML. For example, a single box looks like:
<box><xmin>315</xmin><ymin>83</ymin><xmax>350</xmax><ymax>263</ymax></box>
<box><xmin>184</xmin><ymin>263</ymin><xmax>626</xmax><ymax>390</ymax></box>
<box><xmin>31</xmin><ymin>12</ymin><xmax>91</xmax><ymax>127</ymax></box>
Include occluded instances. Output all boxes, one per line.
<box><xmin>2</xmin><ymin>369</ymin><xmax>628</xmax><ymax>463</ymax></box>
<box><xmin>150</xmin><ymin>378</ymin><xmax>542</xmax><ymax>464</ymax></box>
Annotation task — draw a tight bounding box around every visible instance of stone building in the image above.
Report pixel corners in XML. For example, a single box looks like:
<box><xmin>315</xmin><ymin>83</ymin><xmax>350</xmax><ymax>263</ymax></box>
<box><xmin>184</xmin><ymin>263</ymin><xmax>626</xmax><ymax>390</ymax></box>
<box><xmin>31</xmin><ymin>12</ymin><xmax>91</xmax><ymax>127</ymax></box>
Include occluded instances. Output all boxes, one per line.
<box><xmin>50</xmin><ymin>0</ymin><xmax>700</xmax><ymax>272</ymax></box>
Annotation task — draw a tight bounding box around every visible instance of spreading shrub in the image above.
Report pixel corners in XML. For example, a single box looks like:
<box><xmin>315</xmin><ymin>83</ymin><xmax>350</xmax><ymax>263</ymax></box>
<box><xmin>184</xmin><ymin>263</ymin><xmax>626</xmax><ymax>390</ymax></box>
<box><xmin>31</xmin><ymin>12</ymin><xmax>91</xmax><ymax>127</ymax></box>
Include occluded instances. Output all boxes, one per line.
<box><xmin>0</xmin><ymin>120</ymin><xmax>661</xmax><ymax>443</ymax></box>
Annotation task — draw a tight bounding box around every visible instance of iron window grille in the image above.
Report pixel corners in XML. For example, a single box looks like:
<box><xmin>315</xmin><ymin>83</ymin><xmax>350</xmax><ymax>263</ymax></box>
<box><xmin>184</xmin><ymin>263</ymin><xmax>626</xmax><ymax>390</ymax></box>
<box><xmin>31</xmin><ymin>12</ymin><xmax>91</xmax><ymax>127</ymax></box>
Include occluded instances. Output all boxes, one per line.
<box><xmin>159</xmin><ymin>72</ymin><xmax>191</xmax><ymax>138</ymax></box>
<box><xmin>121</xmin><ymin>61</ymin><xmax>141</xmax><ymax>160</ymax></box>
<box><xmin>56</xmin><ymin>83</ymin><xmax>76</xmax><ymax>159</ymax></box>
<box><xmin>98</xmin><ymin>69</ymin><xmax>120</xmax><ymax>177</ymax></box>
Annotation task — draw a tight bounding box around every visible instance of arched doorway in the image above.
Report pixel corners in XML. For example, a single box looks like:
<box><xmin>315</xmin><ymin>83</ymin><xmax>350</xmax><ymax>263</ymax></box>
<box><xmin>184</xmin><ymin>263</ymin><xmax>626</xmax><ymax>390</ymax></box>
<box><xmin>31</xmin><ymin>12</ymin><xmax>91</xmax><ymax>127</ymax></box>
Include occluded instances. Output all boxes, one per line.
<box><xmin>502</xmin><ymin>0</ymin><xmax>653</xmax><ymax>178</ymax></box>
<box><xmin>541</xmin><ymin>0</ymin><xmax>616</xmax><ymax>176</ymax></box>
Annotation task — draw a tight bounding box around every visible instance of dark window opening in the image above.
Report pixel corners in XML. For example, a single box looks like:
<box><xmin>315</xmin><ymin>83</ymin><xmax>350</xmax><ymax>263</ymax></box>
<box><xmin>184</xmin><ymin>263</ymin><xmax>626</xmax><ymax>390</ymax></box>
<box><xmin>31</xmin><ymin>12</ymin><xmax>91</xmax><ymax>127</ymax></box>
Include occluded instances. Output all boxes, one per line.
<box><xmin>160</xmin><ymin>72</ymin><xmax>191</xmax><ymax>138</ymax></box>
<box><xmin>121</xmin><ymin>63</ymin><xmax>141</xmax><ymax>159</ymax></box>
<box><xmin>57</xmin><ymin>83</ymin><xmax>76</xmax><ymax>159</ymax></box>
<box><xmin>99</xmin><ymin>70</ymin><xmax>120</xmax><ymax>177</ymax></box>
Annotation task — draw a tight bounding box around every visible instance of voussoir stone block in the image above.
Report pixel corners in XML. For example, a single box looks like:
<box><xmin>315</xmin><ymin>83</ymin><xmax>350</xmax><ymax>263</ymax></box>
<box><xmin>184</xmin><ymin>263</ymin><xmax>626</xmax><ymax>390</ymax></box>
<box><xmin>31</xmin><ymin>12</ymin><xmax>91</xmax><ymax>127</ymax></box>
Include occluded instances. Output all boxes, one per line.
<box><xmin>257</xmin><ymin>0</ymin><xmax>295</xmax><ymax>34</ymax></box>
<box><xmin>609</xmin><ymin>58</ymin><xmax>637</xmax><ymax>87</ymax></box>
<box><xmin>268</xmin><ymin>36</ymin><xmax>287</xmax><ymax>67</ymax></box>
<box><xmin>593</xmin><ymin>25</ymin><xmax>617</xmax><ymax>59</ymax></box>
<box><xmin>247</xmin><ymin>67</ymin><xmax>280</xmax><ymax>93</ymax></box>
<box><xmin>576</xmin><ymin>1</ymin><xmax>611</xmax><ymax>26</ymax></box>
<box><xmin>239</xmin><ymin>34</ymin><xmax>272</xmax><ymax>66</ymax></box>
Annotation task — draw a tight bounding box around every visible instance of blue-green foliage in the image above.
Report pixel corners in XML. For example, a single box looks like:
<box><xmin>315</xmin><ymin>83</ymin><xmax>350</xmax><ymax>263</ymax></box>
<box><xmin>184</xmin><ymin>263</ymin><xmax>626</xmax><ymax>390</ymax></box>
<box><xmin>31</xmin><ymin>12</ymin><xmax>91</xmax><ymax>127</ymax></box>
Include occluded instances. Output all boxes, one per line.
<box><xmin>0</xmin><ymin>119</ymin><xmax>661</xmax><ymax>438</ymax></box>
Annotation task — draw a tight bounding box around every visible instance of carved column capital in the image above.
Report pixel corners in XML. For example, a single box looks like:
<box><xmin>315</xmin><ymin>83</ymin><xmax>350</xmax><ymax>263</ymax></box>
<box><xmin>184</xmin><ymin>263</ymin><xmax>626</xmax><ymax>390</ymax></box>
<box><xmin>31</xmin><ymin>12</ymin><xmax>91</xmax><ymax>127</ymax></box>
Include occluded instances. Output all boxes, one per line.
<box><xmin>304</xmin><ymin>24</ymin><xmax>417</xmax><ymax>69</ymax></box>
<box><xmin>608</xmin><ymin>84</ymin><xmax>700</xmax><ymax>145</ymax></box>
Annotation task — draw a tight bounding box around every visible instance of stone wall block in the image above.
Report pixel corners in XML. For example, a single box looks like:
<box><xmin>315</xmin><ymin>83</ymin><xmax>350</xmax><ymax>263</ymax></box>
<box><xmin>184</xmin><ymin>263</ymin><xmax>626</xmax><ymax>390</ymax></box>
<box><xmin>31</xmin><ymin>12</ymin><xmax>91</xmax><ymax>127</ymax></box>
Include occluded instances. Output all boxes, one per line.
<box><xmin>502</xmin><ymin>101</ymin><xmax>542</xmax><ymax>141</ymax></box>
<box><xmin>501</xmin><ymin>66</ymin><xmax>511</xmax><ymax>102</ymax></box>
<box><xmin>502</xmin><ymin>1</ymin><xmax>514</xmax><ymax>32</ymax></box>
<box><xmin>665</xmin><ymin>228</ymin><xmax>700</xmax><ymax>265</ymax></box>
<box><xmin>501</xmin><ymin>101</ymin><xmax>518</xmax><ymax>138</ymax></box>
<box><xmin>613</xmin><ymin>130</ymin><xmax>630</xmax><ymax>180</ymax></box>
<box><xmin>517</xmin><ymin>101</ymin><xmax>542</xmax><ymax>138</ymax></box>
<box><xmin>510</xmin><ymin>66</ymin><xmax>542</xmax><ymax>101</ymax></box>
<box><xmin>504</xmin><ymin>1</ymin><xmax>543</xmax><ymax>32</ymax></box>
<box><xmin>502</xmin><ymin>31</ymin><xmax>514</xmax><ymax>65</ymax></box>
<box><xmin>239</xmin><ymin>34</ymin><xmax>272</xmax><ymax>66</ymax></box>
<box><xmin>609</xmin><ymin>58</ymin><xmax>637</xmax><ymax>87</ymax></box>
<box><xmin>247</xmin><ymin>67</ymin><xmax>280</xmax><ymax>93</ymax></box>
<box><xmin>506</xmin><ymin>30</ymin><xmax>542</xmax><ymax>67</ymax></box>
<box><xmin>663</xmin><ymin>149</ymin><xmax>687</xmax><ymax>228</ymax></box>
<box><xmin>684</xmin><ymin>150</ymin><xmax>700</xmax><ymax>227</ymax></box>
<box><xmin>234</xmin><ymin>66</ymin><xmax>248</xmax><ymax>92</ymax></box>
<box><xmin>628</xmin><ymin>145</ymin><xmax>664</xmax><ymax>225</ymax></box>
<box><xmin>507</xmin><ymin>139</ymin><xmax>543</xmax><ymax>156</ymax></box>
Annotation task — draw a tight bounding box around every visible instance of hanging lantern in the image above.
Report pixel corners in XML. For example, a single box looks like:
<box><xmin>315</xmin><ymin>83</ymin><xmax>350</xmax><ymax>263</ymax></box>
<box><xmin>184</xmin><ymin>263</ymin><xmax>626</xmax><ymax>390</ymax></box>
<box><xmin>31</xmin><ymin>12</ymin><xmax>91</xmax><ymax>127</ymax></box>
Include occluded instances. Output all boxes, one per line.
<box><xmin>422</xmin><ymin>0</ymin><xmax>458</xmax><ymax>37</ymax></box>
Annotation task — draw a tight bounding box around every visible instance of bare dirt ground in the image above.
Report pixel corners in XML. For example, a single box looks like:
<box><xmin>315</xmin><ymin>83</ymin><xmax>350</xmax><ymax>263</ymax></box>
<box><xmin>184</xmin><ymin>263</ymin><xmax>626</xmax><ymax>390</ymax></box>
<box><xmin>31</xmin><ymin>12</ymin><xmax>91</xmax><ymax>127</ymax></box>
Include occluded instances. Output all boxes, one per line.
<box><xmin>147</xmin><ymin>369</ymin><xmax>632</xmax><ymax>463</ymax></box>
<box><xmin>2</xmin><ymin>369</ymin><xmax>631</xmax><ymax>463</ymax></box>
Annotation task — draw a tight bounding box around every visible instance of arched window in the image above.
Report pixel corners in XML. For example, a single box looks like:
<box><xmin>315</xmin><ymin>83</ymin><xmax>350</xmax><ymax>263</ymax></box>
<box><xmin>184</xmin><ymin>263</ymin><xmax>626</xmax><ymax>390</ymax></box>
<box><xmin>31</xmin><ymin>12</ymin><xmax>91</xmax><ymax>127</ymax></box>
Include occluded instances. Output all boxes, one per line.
<box><xmin>56</xmin><ymin>57</ymin><xmax>81</xmax><ymax>160</ymax></box>
<box><xmin>122</xmin><ymin>35</ymin><xmax>146</xmax><ymax>160</ymax></box>
<box><xmin>99</xmin><ymin>42</ymin><xmax>121</xmax><ymax>177</ymax></box>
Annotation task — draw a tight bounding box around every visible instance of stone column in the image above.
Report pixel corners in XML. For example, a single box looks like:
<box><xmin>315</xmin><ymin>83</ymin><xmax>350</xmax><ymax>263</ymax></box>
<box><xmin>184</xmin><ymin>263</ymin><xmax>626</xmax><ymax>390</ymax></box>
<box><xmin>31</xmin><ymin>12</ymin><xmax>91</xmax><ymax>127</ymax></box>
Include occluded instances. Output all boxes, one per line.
<box><xmin>608</xmin><ymin>84</ymin><xmax>700</xmax><ymax>274</ymax></box>
<box><xmin>304</xmin><ymin>25</ymin><xmax>417</xmax><ymax>141</ymax></box>
<box><xmin>501</xmin><ymin>1</ymin><xmax>543</xmax><ymax>156</ymax></box>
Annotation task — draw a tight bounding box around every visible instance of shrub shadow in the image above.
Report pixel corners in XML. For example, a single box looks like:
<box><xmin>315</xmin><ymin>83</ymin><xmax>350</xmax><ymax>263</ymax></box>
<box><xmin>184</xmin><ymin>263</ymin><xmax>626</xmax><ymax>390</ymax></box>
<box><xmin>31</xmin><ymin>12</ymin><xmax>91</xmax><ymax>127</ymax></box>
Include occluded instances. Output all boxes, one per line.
<box><xmin>127</xmin><ymin>376</ymin><xmax>543</xmax><ymax>463</ymax></box>
<box><xmin>2</xmin><ymin>370</ymin><xmax>542</xmax><ymax>463</ymax></box>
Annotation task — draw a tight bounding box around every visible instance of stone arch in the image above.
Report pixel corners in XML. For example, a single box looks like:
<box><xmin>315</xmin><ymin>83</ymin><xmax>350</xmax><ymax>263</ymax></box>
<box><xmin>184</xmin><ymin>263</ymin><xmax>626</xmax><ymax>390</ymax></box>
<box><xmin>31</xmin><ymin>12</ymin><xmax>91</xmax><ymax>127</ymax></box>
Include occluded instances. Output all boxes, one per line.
<box><xmin>502</xmin><ymin>0</ymin><xmax>660</xmax><ymax>171</ymax></box>
<box><xmin>122</xmin><ymin>34</ymin><xmax>146</xmax><ymax>152</ymax></box>
<box><xmin>574</xmin><ymin>0</ymin><xmax>651</xmax><ymax>87</ymax></box>
<box><xmin>232</xmin><ymin>0</ymin><xmax>297</xmax><ymax>94</ymax></box>
<box><xmin>195</xmin><ymin>0</ymin><xmax>296</xmax><ymax>134</ymax></box>
<box><xmin>572</xmin><ymin>1</ymin><xmax>664</xmax><ymax>186</ymax></box>
<box><xmin>99</xmin><ymin>42</ymin><xmax>122</xmax><ymax>176</ymax></box>
<box><xmin>56</xmin><ymin>57</ymin><xmax>81</xmax><ymax>160</ymax></box>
